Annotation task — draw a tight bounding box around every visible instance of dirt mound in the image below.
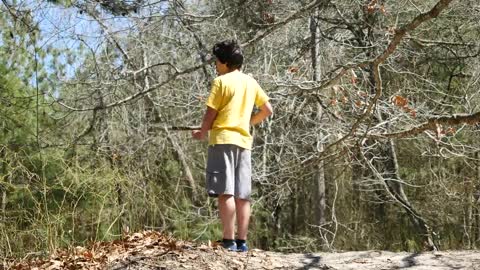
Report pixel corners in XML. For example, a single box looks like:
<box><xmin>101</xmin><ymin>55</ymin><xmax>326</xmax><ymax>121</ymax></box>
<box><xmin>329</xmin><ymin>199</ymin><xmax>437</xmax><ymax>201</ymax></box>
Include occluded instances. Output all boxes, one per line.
<box><xmin>4</xmin><ymin>231</ymin><xmax>480</xmax><ymax>269</ymax></box>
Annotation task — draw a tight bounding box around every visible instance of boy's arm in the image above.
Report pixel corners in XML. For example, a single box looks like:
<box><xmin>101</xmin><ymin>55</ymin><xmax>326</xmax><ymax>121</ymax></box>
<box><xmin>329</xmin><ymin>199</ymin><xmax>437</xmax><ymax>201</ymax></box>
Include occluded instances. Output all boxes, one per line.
<box><xmin>250</xmin><ymin>101</ymin><xmax>273</xmax><ymax>126</ymax></box>
<box><xmin>192</xmin><ymin>106</ymin><xmax>218</xmax><ymax>140</ymax></box>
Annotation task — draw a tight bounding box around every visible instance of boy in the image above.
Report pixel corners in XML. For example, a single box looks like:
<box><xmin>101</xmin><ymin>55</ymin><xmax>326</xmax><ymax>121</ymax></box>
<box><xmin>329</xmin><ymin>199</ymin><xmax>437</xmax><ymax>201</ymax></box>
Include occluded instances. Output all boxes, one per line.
<box><xmin>192</xmin><ymin>40</ymin><xmax>273</xmax><ymax>252</ymax></box>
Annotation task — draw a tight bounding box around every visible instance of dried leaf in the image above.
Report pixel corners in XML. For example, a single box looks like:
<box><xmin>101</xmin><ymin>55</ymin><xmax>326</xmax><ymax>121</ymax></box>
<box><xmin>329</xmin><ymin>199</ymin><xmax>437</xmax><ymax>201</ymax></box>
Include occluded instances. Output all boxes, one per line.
<box><xmin>188</xmin><ymin>254</ymin><xmax>198</xmax><ymax>260</ymax></box>
<box><xmin>380</xmin><ymin>4</ymin><xmax>387</xmax><ymax>14</ymax></box>
<box><xmin>392</xmin><ymin>95</ymin><xmax>408</xmax><ymax>107</ymax></box>
<box><xmin>168</xmin><ymin>239</ymin><xmax>179</xmax><ymax>250</ymax></box>
<box><xmin>367</xmin><ymin>0</ymin><xmax>378</xmax><ymax>13</ymax></box>
<box><xmin>131</xmin><ymin>232</ymin><xmax>143</xmax><ymax>240</ymax></box>
<box><xmin>75</xmin><ymin>246</ymin><xmax>87</xmax><ymax>255</ymax></box>
<box><xmin>350</xmin><ymin>69</ymin><xmax>358</xmax><ymax>84</ymax></box>
<box><xmin>198</xmin><ymin>244</ymin><xmax>210</xmax><ymax>251</ymax></box>
<box><xmin>288</xmin><ymin>66</ymin><xmax>299</xmax><ymax>73</ymax></box>
<box><xmin>435</xmin><ymin>123</ymin><xmax>443</xmax><ymax>139</ymax></box>
<box><xmin>410</xmin><ymin>109</ymin><xmax>417</xmax><ymax>118</ymax></box>
<box><xmin>46</xmin><ymin>260</ymin><xmax>63</xmax><ymax>270</ymax></box>
<box><xmin>83</xmin><ymin>251</ymin><xmax>93</xmax><ymax>260</ymax></box>
<box><xmin>358</xmin><ymin>91</ymin><xmax>368</xmax><ymax>97</ymax></box>
<box><xmin>211</xmin><ymin>240</ymin><xmax>221</xmax><ymax>248</ymax></box>
<box><xmin>446</xmin><ymin>127</ymin><xmax>456</xmax><ymax>135</ymax></box>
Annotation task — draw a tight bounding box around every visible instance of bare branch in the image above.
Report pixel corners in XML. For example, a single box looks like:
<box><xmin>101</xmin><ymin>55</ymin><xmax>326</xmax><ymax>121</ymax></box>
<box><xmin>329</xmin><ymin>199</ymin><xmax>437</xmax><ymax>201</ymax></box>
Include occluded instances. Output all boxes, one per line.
<box><xmin>56</xmin><ymin>62</ymin><xmax>205</xmax><ymax>111</ymax></box>
<box><xmin>373</xmin><ymin>0</ymin><xmax>454</xmax><ymax>66</ymax></box>
<box><xmin>369</xmin><ymin>111</ymin><xmax>480</xmax><ymax>139</ymax></box>
<box><xmin>304</xmin><ymin>0</ymin><xmax>454</xmax><ymax>162</ymax></box>
<box><xmin>242</xmin><ymin>0</ymin><xmax>329</xmax><ymax>48</ymax></box>
<box><xmin>56</xmin><ymin>0</ymin><xmax>331</xmax><ymax>112</ymax></box>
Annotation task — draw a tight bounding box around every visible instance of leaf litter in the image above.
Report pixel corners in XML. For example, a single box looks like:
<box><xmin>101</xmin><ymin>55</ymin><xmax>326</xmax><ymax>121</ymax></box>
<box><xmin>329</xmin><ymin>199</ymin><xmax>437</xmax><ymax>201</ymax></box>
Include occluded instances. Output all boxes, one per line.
<box><xmin>3</xmin><ymin>231</ymin><xmax>480</xmax><ymax>269</ymax></box>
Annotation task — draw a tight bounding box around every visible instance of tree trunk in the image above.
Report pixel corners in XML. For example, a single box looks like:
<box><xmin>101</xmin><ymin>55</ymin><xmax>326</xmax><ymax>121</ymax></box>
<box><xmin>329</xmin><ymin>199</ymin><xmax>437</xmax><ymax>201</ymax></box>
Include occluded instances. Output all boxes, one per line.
<box><xmin>463</xmin><ymin>171</ymin><xmax>473</xmax><ymax>248</ymax></box>
<box><xmin>310</xmin><ymin>8</ymin><xmax>326</xmax><ymax>227</ymax></box>
<box><xmin>140</xmin><ymin>47</ymin><xmax>198</xmax><ymax>201</ymax></box>
<box><xmin>361</xmin><ymin>5</ymin><xmax>438</xmax><ymax>249</ymax></box>
<box><xmin>475</xmin><ymin>151</ymin><xmax>480</xmax><ymax>247</ymax></box>
<box><xmin>365</xmin><ymin>80</ymin><xmax>438</xmax><ymax>249</ymax></box>
<box><xmin>1</xmin><ymin>148</ymin><xmax>5</xmax><ymax>221</ymax></box>
<box><xmin>291</xmin><ymin>184</ymin><xmax>298</xmax><ymax>234</ymax></box>
<box><xmin>351</xmin><ymin>148</ymin><xmax>365</xmax><ymax>247</ymax></box>
<box><xmin>382</xmin><ymin>139</ymin><xmax>438</xmax><ymax>250</ymax></box>
<box><xmin>164</xmin><ymin>127</ymin><xmax>198</xmax><ymax>200</ymax></box>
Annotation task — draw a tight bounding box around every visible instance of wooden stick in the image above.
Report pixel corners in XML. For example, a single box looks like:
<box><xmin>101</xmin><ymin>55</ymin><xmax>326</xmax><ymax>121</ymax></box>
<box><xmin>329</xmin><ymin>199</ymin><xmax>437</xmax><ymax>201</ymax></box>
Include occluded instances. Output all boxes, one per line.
<box><xmin>168</xmin><ymin>126</ymin><xmax>201</xmax><ymax>131</ymax></box>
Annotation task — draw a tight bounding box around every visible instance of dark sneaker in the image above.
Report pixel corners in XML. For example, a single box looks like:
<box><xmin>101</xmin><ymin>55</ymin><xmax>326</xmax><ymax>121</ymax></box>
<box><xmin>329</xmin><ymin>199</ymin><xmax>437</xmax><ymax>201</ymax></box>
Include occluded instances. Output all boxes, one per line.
<box><xmin>236</xmin><ymin>241</ymin><xmax>248</xmax><ymax>252</ymax></box>
<box><xmin>222</xmin><ymin>240</ymin><xmax>237</xmax><ymax>251</ymax></box>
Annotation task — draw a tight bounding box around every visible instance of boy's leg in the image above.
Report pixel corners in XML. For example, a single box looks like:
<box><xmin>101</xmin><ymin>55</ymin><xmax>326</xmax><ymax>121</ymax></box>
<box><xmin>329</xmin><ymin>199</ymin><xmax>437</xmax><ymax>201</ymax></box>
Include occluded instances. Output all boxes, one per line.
<box><xmin>234</xmin><ymin>146</ymin><xmax>252</xmax><ymax>248</ymax></box>
<box><xmin>205</xmin><ymin>145</ymin><xmax>237</xmax><ymax>240</ymax></box>
<box><xmin>219</xmin><ymin>194</ymin><xmax>236</xmax><ymax>240</ymax></box>
<box><xmin>235</xmin><ymin>198</ymin><xmax>250</xmax><ymax>240</ymax></box>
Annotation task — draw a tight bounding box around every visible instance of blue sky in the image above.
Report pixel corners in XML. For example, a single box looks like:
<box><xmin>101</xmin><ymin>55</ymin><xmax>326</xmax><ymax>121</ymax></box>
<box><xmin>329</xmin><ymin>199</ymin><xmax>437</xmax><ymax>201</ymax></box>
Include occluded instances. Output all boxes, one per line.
<box><xmin>29</xmin><ymin>1</ymin><xmax>136</xmax><ymax>96</ymax></box>
<box><xmin>2</xmin><ymin>0</ymin><xmax>170</xmax><ymax>97</ymax></box>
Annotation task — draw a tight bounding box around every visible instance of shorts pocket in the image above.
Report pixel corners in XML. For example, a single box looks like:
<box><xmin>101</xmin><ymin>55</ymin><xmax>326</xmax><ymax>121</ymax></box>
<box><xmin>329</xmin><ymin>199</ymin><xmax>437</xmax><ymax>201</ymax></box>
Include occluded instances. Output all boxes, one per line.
<box><xmin>206</xmin><ymin>170</ymin><xmax>227</xmax><ymax>197</ymax></box>
<box><xmin>206</xmin><ymin>170</ymin><xmax>226</xmax><ymax>185</ymax></box>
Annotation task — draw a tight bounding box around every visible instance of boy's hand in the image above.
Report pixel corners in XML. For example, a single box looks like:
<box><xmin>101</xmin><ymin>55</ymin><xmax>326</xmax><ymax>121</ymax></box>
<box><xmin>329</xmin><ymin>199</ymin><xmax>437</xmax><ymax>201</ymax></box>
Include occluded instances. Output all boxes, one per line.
<box><xmin>193</xmin><ymin>106</ymin><xmax>217</xmax><ymax>141</ymax></box>
<box><xmin>250</xmin><ymin>102</ymin><xmax>273</xmax><ymax>126</ymax></box>
<box><xmin>192</xmin><ymin>130</ymin><xmax>204</xmax><ymax>140</ymax></box>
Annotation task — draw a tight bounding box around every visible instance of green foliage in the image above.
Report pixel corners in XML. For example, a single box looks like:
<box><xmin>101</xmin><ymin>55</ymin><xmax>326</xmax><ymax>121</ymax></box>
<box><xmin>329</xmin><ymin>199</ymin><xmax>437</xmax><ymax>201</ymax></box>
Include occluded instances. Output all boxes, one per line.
<box><xmin>0</xmin><ymin>64</ymin><xmax>34</xmax><ymax>135</ymax></box>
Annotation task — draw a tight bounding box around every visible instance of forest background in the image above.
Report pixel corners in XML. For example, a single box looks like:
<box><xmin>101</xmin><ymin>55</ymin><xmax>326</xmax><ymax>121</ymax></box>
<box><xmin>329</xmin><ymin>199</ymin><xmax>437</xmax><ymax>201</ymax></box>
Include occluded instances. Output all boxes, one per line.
<box><xmin>1</xmin><ymin>0</ymin><xmax>480</xmax><ymax>258</ymax></box>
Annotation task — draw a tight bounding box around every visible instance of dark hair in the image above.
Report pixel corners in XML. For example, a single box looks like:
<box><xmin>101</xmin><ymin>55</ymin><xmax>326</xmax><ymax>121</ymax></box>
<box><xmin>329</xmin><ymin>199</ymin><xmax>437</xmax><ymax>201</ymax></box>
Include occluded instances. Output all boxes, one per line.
<box><xmin>212</xmin><ymin>40</ymin><xmax>243</xmax><ymax>70</ymax></box>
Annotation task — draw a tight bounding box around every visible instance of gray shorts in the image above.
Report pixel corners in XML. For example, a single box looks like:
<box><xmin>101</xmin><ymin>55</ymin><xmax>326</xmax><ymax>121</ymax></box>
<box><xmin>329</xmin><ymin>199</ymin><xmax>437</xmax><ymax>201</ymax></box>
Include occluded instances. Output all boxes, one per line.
<box><xmin>206</xmin><ymin>144</ymin><xmax>252</xmax><ymax>200</ymax></box>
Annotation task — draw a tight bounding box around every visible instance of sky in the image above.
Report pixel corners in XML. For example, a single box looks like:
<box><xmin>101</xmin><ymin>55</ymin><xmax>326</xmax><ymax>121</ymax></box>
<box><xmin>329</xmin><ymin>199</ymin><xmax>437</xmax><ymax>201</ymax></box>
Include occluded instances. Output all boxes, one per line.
<box><xmin>1</xmin><ymin>0</ymin><xmax>170</xmax><ymax>98</ymax></box>
<box><xmin>28</xmin><ymin>1</ymin><xmax>135</xmax><ymax>97</ymax></box>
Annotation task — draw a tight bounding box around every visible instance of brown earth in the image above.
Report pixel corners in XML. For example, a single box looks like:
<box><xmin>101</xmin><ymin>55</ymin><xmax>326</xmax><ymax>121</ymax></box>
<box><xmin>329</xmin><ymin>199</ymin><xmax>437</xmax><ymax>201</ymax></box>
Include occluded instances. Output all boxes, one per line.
<box><xmin>4</xmin><ymin>231</ymin><xmax>480</xmax><ymax>270</ymax></box>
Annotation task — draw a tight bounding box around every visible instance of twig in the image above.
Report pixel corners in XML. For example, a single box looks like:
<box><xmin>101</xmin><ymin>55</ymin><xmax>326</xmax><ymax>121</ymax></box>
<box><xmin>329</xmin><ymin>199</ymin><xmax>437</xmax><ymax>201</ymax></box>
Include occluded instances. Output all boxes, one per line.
<box><xmin>169</xmin><ymin>126</ymin><xmax>201</xmax><ymax>131</ymax></box>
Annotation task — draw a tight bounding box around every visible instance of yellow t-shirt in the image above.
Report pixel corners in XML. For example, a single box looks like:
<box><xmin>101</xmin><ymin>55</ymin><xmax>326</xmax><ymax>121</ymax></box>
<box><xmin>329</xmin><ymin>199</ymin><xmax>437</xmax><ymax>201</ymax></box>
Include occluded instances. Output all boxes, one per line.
<box><xmin>206</xmin><ymin>70</ymin><xmax>269</xmax><ymax>150</ymax></box>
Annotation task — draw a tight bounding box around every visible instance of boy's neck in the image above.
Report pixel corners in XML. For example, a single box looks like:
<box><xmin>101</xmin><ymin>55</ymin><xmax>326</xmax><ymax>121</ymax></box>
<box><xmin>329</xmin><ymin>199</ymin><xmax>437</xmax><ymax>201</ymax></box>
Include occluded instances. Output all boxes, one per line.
<box><xmin>223</xmin><ymin>68</ymin><xmax>239</xmax><ymax>75</ymax></box>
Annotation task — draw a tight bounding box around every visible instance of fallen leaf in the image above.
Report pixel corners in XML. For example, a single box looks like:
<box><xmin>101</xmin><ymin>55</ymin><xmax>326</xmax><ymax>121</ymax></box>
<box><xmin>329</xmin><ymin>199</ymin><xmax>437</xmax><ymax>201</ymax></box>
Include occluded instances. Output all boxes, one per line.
<box><xmin>445</xmin><ymin>127</ymin><xmax>456</xmax><ymax>135</ymax></box>
<box><xmin>288</xmin><ymin>66</ymin><xmax>299</xmax><ymax>73</ymax></box>
<box><xmin>380</xmin><ymin>4</ymin><xmax>387</xmax><ymax>14</ymax></box>
<box><xmin>132</xmin><ymin>232</ymin><xmax>143</xmax><ymax>240</ymax></box>
<box><xmin>410</xmin><ymin>109</ymin><xmax>417</xmax><ymax>118</ymax></box>
<box><xmin>188</xmin><ymin>254</ymin><xmax>198</xmax><ymax>260</ymax></box>
<box><xmin>46</xmin><ymin>260</ymin><xmax>63</xmax><ymax>270</ymax></box>
<box><xmin>198</xmin><ymin>244</ymin><xmax>210</xmax><ymax>251</ymax></box>
<box><xmin>392</xmin><ymin>95</ymin><xmax>408</xmax><ymax>107</ymax></box>
<box><xmin>83</xmin><ymin>251</ymin><xmax>93</xmax><ymax>260</ymax></box>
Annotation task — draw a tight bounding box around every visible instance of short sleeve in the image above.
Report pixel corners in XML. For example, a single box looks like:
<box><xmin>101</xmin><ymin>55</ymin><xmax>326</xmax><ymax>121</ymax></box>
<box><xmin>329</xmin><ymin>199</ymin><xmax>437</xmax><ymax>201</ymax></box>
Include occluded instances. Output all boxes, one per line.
<box><xmin>206</xmin><ymin>78</ymin><xmax>222</xmax><ymax>110</ymax></box>
<box><xmin>254</xmin><ymin>82</ymin><xmax>269</xmax><ymax>107</ymax></box>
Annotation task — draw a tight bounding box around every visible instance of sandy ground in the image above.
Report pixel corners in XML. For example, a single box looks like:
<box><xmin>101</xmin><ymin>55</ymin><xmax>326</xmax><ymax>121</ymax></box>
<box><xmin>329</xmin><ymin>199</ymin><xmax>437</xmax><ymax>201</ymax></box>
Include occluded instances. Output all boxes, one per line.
<box><xmin>108</xmin><ymin>248</ymin><xmax>480</xmax><ymax>270</ymax></box>
<box><xmin>259</xmin><ymin>250</ymin><xmax>480</xmax><ymax>270</ymax></box>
